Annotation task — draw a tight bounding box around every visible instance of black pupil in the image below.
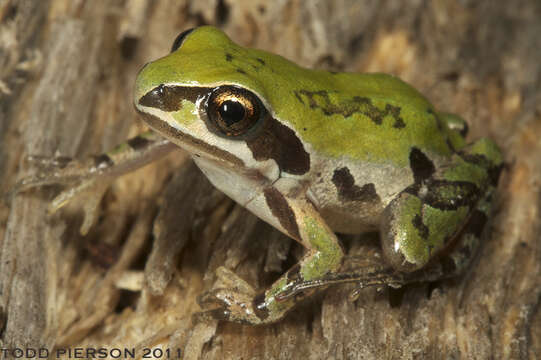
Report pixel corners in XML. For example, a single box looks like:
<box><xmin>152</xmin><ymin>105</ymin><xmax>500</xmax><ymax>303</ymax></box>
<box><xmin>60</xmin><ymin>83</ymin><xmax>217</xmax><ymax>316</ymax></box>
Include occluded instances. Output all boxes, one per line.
<box><xmin>219</xmin><ymin>100</ymin><xmax>245</xmax><ymax>126</ymax></box>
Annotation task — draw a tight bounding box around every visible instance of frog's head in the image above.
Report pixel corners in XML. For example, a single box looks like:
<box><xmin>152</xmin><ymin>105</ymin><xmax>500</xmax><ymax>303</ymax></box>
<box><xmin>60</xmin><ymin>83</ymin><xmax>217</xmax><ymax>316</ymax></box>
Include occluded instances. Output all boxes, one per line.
<box><xmin>134</xmin><ymin>26</ymin><xmax>310</xmax><ymax>178</ymax></box>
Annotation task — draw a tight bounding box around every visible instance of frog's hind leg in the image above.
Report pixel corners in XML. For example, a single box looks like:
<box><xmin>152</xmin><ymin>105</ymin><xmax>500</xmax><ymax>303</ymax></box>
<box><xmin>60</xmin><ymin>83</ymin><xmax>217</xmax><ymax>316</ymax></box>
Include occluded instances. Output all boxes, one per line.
<box><xmin>274</xmin><ymin>139</ymin><xmax>503</xmax><ymax>299</ymax></box>
<box><xmin>11</xmin><ymin>131</ymin><xmax>176</xmax><ymax>234</ymax></box>
<box><xmin>281</xmin><ymin>221</ymin><xmax>482</xmax><ymax>301</ymax></box>
<box><xmin>277</xmin><ymin>187</ymin><xmax>495</xmax><ymax>300</ymax></box>
<box><xmin>380</xmin><ymin>139</ymin><xmax>502</xmax><ymax>273</ymax></box>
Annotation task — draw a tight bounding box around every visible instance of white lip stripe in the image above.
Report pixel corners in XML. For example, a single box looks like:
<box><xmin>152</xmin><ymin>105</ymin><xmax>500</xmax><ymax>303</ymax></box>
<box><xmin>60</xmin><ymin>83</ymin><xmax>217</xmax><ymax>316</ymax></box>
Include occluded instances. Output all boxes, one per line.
<box><xmin>137</xmin><ymin>102</ymin><xmax>281</xmax><ymax>181</ymax></box>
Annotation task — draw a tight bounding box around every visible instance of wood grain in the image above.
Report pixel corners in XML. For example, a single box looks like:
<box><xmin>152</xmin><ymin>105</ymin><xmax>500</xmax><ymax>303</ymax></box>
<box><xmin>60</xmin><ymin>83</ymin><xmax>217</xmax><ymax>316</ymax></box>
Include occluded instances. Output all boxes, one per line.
<box><xmin>1</xmin><ymin>0</ymin><xmax>540</xmax><ymax>358</ymax></box>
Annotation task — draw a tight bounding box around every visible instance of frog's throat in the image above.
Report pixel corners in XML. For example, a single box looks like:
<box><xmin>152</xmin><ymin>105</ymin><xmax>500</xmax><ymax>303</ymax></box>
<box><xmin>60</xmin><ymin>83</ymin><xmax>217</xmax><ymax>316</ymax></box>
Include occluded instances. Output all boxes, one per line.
<box><xmin>137</xmin><ymin>111</ymin><xmax>244</xmax><ymax>168</ymax></box>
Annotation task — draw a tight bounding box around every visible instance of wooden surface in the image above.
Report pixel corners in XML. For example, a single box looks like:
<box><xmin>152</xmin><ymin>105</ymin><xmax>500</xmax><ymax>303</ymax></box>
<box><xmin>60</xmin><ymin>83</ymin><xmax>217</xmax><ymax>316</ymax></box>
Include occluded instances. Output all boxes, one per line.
<box><xmin>1</xmin><ymin>1</ymin><xmax>541</xmax><ymax>359</ymax></box>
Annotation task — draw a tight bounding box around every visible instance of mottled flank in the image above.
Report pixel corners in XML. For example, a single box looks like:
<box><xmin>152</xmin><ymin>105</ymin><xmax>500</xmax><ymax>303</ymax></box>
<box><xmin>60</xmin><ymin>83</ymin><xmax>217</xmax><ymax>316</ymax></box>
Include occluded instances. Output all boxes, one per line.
<box><xmin>412</xmin><ymin>214</ymin><xmax>429</xmax><ymax>239</ymax></box>
<box><xmin>264</xmin><ymin>187</ymin><xmax>301</xmax><ymax>240</ymax></box>
<box><xmin>127</xmin><ymin>135</ymin><xmax>151</xmax><ymax>151</ymax></box>
<box><xmin>246</xmin><ymin>115</ymin><xmax>310</xmax><ymax>175</ymax></box>
<box><xmin>294</xmin><ymin>89</ymin><xmax>406</xmax><ymax>128</ymax></box>
<box><xmin>409</xmin><ymin>147</ymin><xmax>435</xmax><ymax>183</ymax></box>
<box><xmin>332</xmin><ymin>167</ymin><xmax>380</xmax><ymax>203</ymax></box>
<box><xmin>139</xmin><ymin>85</ymin><xmax>210</xmax><ymax>112</ymax></box>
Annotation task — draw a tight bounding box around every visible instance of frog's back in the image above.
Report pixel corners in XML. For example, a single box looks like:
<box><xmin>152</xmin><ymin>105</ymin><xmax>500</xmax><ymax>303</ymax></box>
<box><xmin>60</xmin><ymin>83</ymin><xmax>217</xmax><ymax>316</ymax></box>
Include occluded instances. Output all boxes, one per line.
<box><xmin>265</xmin><ymin>68</ymin><xmax>455</xmax><ymax>169</ymax></box>
<box><xmin>265</xmin><ymin>69</ymin><xmax>459</xmax><ymax>233</ymax></box>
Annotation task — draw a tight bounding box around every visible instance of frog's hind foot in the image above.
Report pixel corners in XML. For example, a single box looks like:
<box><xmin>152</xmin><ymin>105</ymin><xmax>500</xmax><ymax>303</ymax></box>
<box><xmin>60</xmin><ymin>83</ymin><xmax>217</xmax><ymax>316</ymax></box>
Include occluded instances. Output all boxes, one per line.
<box><xmin>277</xmin><ymin>211</ymin><xmax>485</xmax><ymax>302</ymax></box>
<box><xmin>195</xmin><ymin>266</ymin><xmax>266</xmax><ymax>325</ymax></box>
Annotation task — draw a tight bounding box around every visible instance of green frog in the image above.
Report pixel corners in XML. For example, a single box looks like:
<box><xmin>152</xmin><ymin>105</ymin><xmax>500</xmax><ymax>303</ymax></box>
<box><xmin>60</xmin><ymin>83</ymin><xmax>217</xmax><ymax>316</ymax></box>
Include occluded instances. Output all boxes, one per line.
<box><xmin>14</xmin><ymin>26</ymin><xmax>502</xmax><ymax>325</ymax></box>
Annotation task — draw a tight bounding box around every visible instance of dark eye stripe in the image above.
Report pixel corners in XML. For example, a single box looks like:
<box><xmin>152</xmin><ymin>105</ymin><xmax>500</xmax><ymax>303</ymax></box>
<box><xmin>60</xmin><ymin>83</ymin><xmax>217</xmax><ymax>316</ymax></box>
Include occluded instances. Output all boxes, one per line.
<box><xmin>138</xmin><ymin>85</ymin><xmax>211</xmax><ymax>112</ymax></box>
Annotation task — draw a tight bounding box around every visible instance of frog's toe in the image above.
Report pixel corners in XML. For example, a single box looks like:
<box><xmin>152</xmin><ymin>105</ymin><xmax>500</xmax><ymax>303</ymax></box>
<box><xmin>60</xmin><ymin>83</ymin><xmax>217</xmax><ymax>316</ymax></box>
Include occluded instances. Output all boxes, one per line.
<box><xmin>192</xmin><ymin>308</ymin><xmax>231</xmax><ymax>324</ymax></box>
<box><xmin>47</xmin><ymin>178</ymin><xmax>111</xmax><ymax>235</ymax></box>
<box><xmin>25</xmin><ymin>154</ymin><xmax>74</xmax><ymax>169</ymax></box>
<box><xmin>196</xmin><ymin>287</ymin><xmax>265</xmax><ymax>324</ymax></box>
<box><xmin>213</xmin><ymin>266</ymin><xmax>256</xmax><ymax>295</ymax></box>
<box><xmin>196</xmin><ymin>288</ymin><xmax>229</xmax><ymax>308</ymax></box>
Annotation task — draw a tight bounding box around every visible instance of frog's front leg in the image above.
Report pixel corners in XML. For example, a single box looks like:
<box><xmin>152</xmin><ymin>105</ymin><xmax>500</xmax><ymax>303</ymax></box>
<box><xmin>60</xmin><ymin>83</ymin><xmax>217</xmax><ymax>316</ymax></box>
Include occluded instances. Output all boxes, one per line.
<box><xmin>197</xmin><ymin>192</ymin><xmax>344</xmax><ymax>325</ymax></box>
<box><xmin>11</xmin><ymin>131</ymin><xmax>176</xmax><ymax>234</ymax></box>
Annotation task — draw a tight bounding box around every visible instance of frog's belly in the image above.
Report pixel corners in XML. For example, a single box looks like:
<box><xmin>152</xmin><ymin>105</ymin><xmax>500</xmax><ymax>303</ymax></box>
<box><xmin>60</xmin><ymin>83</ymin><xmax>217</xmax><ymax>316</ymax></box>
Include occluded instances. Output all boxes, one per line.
<box><xmin>307</xmin><ymin>162</ymin><xmax>413</xmax><ymax>234</ymax></box>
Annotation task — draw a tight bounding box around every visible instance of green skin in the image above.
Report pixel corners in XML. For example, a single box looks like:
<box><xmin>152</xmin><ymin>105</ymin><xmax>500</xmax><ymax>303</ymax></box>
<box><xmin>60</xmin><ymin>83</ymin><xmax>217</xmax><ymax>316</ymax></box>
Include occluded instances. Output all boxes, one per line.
<box><xmin>14</xmin><ymin>26</ymin><xmax>503</xmax><ymax>325</ymax></box>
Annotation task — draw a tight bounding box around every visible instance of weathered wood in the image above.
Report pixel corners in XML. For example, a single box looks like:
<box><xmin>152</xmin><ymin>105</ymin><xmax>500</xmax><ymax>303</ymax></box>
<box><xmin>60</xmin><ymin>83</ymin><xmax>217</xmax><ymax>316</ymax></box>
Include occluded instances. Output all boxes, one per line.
<box><xmin>1</xmin><ymin>0</ymin><xmax>540</xmax><ymax>359</ymax></box>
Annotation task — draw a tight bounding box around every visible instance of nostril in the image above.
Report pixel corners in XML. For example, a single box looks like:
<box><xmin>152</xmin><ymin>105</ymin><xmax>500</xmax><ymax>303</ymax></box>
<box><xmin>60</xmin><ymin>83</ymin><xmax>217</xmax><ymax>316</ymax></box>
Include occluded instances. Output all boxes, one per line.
<box><xmin>138</xmin><ymin>84</ymin><xmax>166</xmax><ymax>109</ymax></box>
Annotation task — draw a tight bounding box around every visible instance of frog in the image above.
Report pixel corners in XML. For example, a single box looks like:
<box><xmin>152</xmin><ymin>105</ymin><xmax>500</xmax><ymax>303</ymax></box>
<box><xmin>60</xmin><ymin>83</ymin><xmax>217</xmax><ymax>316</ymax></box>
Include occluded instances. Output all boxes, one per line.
<box><xmin>13</xmin><ymin>26</ymin><xmax>503</xmax><ymax>325</ymax></box>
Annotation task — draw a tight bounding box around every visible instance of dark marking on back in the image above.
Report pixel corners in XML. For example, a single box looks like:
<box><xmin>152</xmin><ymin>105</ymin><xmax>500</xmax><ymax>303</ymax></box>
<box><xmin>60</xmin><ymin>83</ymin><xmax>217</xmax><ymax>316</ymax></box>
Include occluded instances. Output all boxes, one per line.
<box><xmin>256</xmin><ymin>58</ymin><xmax>266</xmax><ymax>65</ymax></box>
<box><xmin>412</xmin><ymin>214</ymin><xmax>429</xmax><ymax>239</ymax></box>
<box><xmin>93</xmin><ymin>154</ymin><xmax>114</xmax><ymax>169</ymax></box>
<box><xmin>236</xmin><ymin>68</ymin><xmax>247</xmax><ymax>75</ymax></box>
<box><xmin>332</xmin><ymin>167</ymin><xmax>380</xmax><ymax>203</ymax></box>
<box><xmin>294</xmin><ymin>91</ymin><xmax>304</xmax><ymax>105</ymax></box>
<box><xmin>127</xmin><ymin>135</ymin><xmax>151</xmax><ymax>151</ymax></box>
<box><xmin>409</xmin><ymin>147</ymin><xmax>435</xmax><ymax>183</ymax></box>
<box><xmin>246</xmin><ymin>114</ymin><xmax>310</xmax><ymax>175</ymax></box>
<box><xmin>253</xmin><ymin>293</ymin><xmax>270</xmax><ymax>320</ymax></box>
<box><xmin>264</xmin><ymin>187</ymin><xmax>301</xmax><ymax>240</ymax></box>
<box><xmin>138</xmin><ymin>85</ymin><xmax>210</xmax><ymax>112</ymax></box>
<box><xmin>388</xmin><ymin>104</ymin><xmax>406</xmax><ymax>128</ymax></box>
<box><xmin>225</xmin><ymin>53</ymin><xmax>234</xmax><ymax>62</ymax></box>
<box><xmin>294</xmin><ymin>90</ymin><xmax>405</xmax><ymax>127</ymax></box>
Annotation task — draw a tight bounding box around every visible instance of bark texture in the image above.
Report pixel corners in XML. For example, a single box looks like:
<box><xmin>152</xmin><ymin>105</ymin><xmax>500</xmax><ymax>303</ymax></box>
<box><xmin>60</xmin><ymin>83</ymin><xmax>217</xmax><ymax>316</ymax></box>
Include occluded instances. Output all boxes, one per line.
<box><xmin>1</xmin><ymin>1</ymin><xmax>541</xmax><ymax>359</ymax></box>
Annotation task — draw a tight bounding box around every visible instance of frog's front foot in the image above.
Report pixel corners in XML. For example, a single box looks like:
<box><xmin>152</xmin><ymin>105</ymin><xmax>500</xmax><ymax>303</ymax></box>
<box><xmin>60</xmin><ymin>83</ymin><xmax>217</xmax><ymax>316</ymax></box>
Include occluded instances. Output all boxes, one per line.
<box><xmin>11</xmin><ymin>155</ymin><xmax>112</xmax><ymax>234</ymax></box>
<box><xmin>195</xmin><ymin>267</ymin><xmax>295</xmax><ymax>325</ymax></box>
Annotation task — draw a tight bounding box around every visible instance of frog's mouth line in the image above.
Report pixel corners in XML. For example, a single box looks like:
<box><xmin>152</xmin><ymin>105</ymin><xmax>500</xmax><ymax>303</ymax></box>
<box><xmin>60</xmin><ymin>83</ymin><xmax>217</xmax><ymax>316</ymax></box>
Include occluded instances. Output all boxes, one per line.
<box><xmin>136</xmin><ymin>110</ymin><xmax>245</xmax><ymax>169</ymax></box>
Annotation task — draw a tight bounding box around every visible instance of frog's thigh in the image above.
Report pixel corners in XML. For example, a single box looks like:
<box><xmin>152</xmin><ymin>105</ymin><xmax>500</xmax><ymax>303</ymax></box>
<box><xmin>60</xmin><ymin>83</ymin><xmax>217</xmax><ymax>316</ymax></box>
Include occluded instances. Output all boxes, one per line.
<box><xmin>380</xmin><ymin>186</ymin><xmax>474</xmax><ymax>272</ymax></box>
<box><xmin>247</xmin><ymin>190</ymin><xmax>344</xmax><ymax>322</ymax></box>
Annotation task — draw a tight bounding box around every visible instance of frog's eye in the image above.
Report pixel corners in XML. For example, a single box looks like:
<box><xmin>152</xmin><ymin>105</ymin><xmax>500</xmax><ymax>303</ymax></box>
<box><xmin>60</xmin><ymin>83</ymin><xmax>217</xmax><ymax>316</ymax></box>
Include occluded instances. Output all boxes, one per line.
<box><xmin>170</xmin><ymin>28</ymin><xmax>194</xmax><ymax>53</ymax></box>
<box><xmin>207</xmin><ymin>86</ymin><xmax>263</xmax><ymax>137</ymax></box>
